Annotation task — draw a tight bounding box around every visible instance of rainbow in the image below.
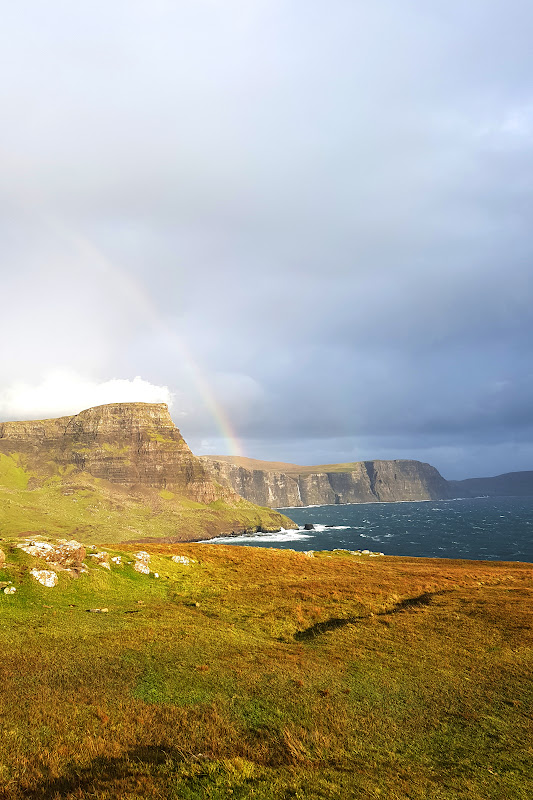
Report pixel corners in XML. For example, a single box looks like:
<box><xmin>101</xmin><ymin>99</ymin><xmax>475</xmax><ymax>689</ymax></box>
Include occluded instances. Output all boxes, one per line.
<box><xmin>34</xmin><ymin>208</ymin><xmax>244</xmax><ymax>457</ymax></box>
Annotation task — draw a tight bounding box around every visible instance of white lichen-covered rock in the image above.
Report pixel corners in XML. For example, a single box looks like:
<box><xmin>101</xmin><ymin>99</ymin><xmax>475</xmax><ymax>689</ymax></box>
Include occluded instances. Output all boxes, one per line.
<box><xmin>133</xmin><ymin>551</ymin><xmax>151</xmax><ymax>574</ymax></box>
<box><xmin>30</xmin><ymin>569</ymin><xmax>58</xmax><ymax>588</ymax></box>
<box><xmin>18</xmin><ymin>541</ymin><xmax>54</xmax><ymax>558</ymax></box>
<box><xmin>18</xmin><ymin>539</ymin><xmax>86</xmax><ymax>573</ymax></box>
<box><xmin>303</xmin><ymin>551</ymin><xmax>315</xmax><ymax>558</ymax></box>
<box><xmin>3</xmin><ymin>586</ymin><xmax>16</xmax><ymax>595</ymax></box>
<box><xmin>133</xmin><ymin>551</ymin><xmax>150</xmax><ymax>564</ymax></box>
<box><xmin>88</xmin><ymin>552</ymin><xmax>111</xmax><ymax>570</ymax></box>
<box><xmin>111</xmin><ymin>556</ymin><xmax>121</xmax><ymax>565</ymax></box>
<box><xmin>52</xmin><ymin>539</ymin><xmax>86</xmax><ymax>569</ymax></box>
<box><xmin>171</xmin><ymin>555</ymin><xmax>195</xmax><ymax>565</ymax></box>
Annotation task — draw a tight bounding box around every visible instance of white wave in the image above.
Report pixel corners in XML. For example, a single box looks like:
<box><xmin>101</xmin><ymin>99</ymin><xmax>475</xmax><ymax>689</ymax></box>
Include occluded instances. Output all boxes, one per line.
<box><xmin>309</xmin><ymin>524</ymin><xmax>350</xmax><ymax>531</ymax></box>
<box><xmin>200</xmin><ymin>528</ymin><xmax>313</xmax><ymax>544</ymax></box>
<box><xmin>277</xmin><ymin>504</ymin><xmax>323</xmax><ymax>509</ymax></box>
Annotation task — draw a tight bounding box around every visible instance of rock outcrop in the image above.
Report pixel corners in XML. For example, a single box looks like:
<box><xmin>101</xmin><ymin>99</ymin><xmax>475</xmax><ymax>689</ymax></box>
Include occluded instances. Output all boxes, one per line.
<box><xmin>201</xmin><ymin>456</ymin><xmax>454</xmax><ymax>507</ymax></box>
<box><xmin>0</xmin><ymin>403</ymin><xmax>224</xmax><ymax>503</ymax></box>
<box><xmin>0</xmin><ymin>403</ymin><xmax>295</xmax><ymax>541</ymax></box>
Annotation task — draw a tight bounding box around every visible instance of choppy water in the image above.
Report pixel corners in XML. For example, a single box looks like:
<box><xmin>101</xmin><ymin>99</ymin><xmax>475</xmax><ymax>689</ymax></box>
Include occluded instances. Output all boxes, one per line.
<box><xmin>205</xmin><ymin>496</ymin><xmax>533</xmax><ymax>562</ymax></box>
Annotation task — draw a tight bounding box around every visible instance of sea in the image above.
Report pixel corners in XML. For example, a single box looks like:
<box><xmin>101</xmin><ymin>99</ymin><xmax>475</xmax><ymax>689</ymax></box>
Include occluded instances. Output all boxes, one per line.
<box><xmin>204</xmin><ymin>496</ymin><xmax>533</xmax><ymax>562</ymax></box>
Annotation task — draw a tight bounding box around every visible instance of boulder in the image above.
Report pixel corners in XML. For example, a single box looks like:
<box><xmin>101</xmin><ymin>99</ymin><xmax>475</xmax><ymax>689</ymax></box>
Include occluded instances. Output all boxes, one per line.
<box><xmin>87</xmin><ymin>552</ymin><xmax>110</xmax><ymax>570</ymax></box>
<box><xmin>30</xmin><ymin>569</ymin><xmax>58</xmax><ymax>588</ymax></box>
<box><xmin>171</xmin><ymin>555</ymin><xmax>195</xmax><ymax>565</ymax></box>
<box><xmin>18</xmin><ymin>539</ymin><xmax>86</xmax><ymax>575</ymax></box>
<box><xmin>133</xmin><ymin>551</ymin><xmax>151</xmax><ymax>574</ymax></box>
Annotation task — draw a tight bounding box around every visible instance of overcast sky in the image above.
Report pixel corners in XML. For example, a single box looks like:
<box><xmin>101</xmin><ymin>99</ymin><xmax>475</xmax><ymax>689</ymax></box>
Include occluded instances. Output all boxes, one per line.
<box><xmin>1</xmin><ymin>1</ymin><xmax>532</xmax><ymax>479</ymax></box>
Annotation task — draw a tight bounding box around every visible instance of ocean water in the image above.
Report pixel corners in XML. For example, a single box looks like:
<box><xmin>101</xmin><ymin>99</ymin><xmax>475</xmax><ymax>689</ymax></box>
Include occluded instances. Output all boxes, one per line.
<box><xmin>205</xmin><ymin>496</ymin><xmax>533</xmax><ymax>562</ymax></box>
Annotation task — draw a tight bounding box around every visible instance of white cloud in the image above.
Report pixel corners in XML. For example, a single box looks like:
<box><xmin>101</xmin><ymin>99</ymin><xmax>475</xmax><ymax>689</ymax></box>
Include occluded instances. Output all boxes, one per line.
<box><xmin>0</xmin><ymin>372</ymin><xmax>174</xmax><ymax>421</ymax></box>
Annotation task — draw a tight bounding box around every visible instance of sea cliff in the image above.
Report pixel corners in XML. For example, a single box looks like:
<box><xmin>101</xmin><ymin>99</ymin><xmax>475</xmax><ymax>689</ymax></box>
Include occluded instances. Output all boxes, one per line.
<box><xmin>200</xmin><ymin>456</ymin><xmax>453</xmax><ymax>507</ymax></box>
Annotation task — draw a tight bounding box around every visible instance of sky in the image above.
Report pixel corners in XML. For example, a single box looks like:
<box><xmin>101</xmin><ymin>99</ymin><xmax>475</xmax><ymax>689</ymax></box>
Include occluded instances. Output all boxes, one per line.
<box><xmin>1</xmin><ymin>1</ymin><xmax>532</xmax><ymax>480</ymax></box>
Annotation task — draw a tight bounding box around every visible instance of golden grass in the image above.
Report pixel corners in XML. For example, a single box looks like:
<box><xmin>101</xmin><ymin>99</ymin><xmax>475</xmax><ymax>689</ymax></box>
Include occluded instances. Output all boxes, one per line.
<box><xmin>0</xmin><ymin>543</ymin><xmax>531</xmax><ymax>799</ymax></box>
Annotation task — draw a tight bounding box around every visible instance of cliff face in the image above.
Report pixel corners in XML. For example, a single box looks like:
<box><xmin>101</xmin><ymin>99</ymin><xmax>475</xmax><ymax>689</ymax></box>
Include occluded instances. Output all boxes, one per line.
<box><xmin>201</xmin><ymin>456</ymin><xmax>453</xmax><ymax>507</ymax></box>
<box><xmin>0</xmin><ymin>404</ymin><xmax>295</xmax><ymax>541</ymax></box>
<box><xmin>0</xmin><ymin>403</ymin><xmax>223</xmax><ymax>503</ymax></box>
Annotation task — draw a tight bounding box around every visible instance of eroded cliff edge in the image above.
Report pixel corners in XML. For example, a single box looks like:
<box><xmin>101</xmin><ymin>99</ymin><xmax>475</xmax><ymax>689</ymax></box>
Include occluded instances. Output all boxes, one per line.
<box><xmin>0</xmin><ymin>403</ymin><xmax>295</xmax><ymax>542</ymax></box>
<box><xmin>200</xmin><ymin>456</ymin><xmax>454</xmax><ymax>507</ymax></box>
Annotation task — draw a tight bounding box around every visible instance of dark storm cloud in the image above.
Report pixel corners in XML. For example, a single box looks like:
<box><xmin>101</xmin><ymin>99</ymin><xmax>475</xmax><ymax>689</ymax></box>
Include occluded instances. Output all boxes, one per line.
<box><xmin>1</xmin><ymin>1</ymin><xmax>532</xmax><ymax>478</ymax></box>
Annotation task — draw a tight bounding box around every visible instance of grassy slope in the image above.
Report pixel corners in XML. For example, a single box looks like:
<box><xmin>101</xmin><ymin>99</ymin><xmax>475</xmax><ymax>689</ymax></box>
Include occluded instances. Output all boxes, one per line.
<box><xmin>0</xmin><ymin>540</ymin><xmax>532</xmax><ymax>799</ymax></box>
<box><xmin>0</xmin><ymin>453</ymin><xmax>294</xmax><ymax>543</ymax></box>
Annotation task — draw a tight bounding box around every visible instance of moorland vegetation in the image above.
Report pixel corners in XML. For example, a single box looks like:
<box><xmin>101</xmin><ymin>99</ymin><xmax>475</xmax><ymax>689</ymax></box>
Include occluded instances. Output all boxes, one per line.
<box><xmin>0</xmin><ymin>539</ymin><xmax>531</xmax><ymax>799</ymax></box>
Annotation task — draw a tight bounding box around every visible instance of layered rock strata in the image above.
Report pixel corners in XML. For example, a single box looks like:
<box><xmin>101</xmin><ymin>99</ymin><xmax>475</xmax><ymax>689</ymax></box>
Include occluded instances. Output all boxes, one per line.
<box><xmin>0</xmin><ymin>403</ymin><xmax>294</xmax><ymax>539</ymax></box>
<box><xmin>0</xmin><ymin>403</ymin><xmax>228</xmax><ymax>503</ymax></box>
<box><xmin>201</xmin><ymin>456</ymin><xmax>454</xmax><ymax>507</ymax></box>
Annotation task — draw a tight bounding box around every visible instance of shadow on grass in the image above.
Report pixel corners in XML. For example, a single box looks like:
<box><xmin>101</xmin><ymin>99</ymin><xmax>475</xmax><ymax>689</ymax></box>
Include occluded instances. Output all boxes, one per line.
<box><xmin>294</xmin><ymin>592</ymin><xmax>440</xmax><ymax>641</ymax></box>
<box><xmin>384</xmin><ymin>591</ymin><xmax>434</xmax><ymax>613</ymax></box>
<box><xmin>14</xmin><ymin>745</ymin><xmax>184</xmax><ymax>800</ymax></box>
<box><xmin>294</xmin><ymin>616</ymin><xmax>359</xmax><ymax>640</ymax></box>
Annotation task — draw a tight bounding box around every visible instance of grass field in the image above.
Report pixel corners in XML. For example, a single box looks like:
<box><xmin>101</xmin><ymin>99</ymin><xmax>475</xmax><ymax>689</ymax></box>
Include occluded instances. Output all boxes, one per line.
<box><xmin>0</xmin><ymin>540</ymin><xmax>532</xmax><ymax>799</ymax></box>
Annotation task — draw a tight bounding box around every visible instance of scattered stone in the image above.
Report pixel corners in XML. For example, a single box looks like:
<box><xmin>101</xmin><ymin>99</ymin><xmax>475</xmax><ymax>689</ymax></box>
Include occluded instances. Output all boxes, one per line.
<box><xmin>3</xmin><ymin>586</ymin><xmax>16</xmax><ymax>595</ymax></box>
<box><xmin>303</xmin><ymin>551</ymin><xmax>315</xmax><ymax>558</ymax></box>
<box><xmin>30</xmin><ymin>569</ymin><xmax>58</xmax><ymax>588</ymax></box>
<box><xmin>171</xmin><ymin>555</ymin><xmax>195</xmax><ymax>565</ymax></box>
<box><xmin>110</xmin><ymin>556</ymin><xmax>121</xmax><ymax>565</ymax></box>
<box><xmin>133</xmin><ymin>551</ymin><xmax>151</xmax><ymax>574</ymax></box>
<box><xmin>86</xmin><ymin>608</ymin><xmax>109</xmax><ymax>613</ymax></box>
<box><xmin>18</xmin><ymin>539</ymin><xmax>86</xmax><ymax>574</ymax></box>
<box><xmin>19</xmin><ymin>541</ymin><xmax>54</xmax><ymax>558</ymax></box>
<box><xmin>153</xmin><ymin>573</ymin><xmax>159</xmax><ymax>578</ymax></box>
<box><xmin>52</xmin><ymin>540</ymin><xmax>86</xmax><ymax>571</ymax></box>
<box><xmin>88</xmin><ymin>552</ymin><xmax>111</xmax><ymax>570</ymax></box>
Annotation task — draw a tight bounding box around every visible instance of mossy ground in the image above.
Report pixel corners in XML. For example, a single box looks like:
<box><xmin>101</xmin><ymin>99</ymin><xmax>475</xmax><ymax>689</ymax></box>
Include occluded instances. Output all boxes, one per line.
<box><xmin>0</xmin><ymin>541</ymin><xmax>531</xmax><ymax>799</ymax></box>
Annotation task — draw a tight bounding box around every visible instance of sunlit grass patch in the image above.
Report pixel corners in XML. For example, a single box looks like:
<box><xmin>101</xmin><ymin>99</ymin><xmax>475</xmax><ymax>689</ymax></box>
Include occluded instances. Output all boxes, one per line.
<box><xmin>0</xmin><ymin>543</ymin><xmax>531</xmax><ymax>799</ymax></box>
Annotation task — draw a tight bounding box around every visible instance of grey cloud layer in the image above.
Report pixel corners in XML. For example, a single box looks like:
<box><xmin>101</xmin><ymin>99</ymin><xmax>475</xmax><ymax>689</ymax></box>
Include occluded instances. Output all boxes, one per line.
<box><xmin>1</xmin><ymin>1</ymin><xmax>532</xmax><ymax>478</ymax></box>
